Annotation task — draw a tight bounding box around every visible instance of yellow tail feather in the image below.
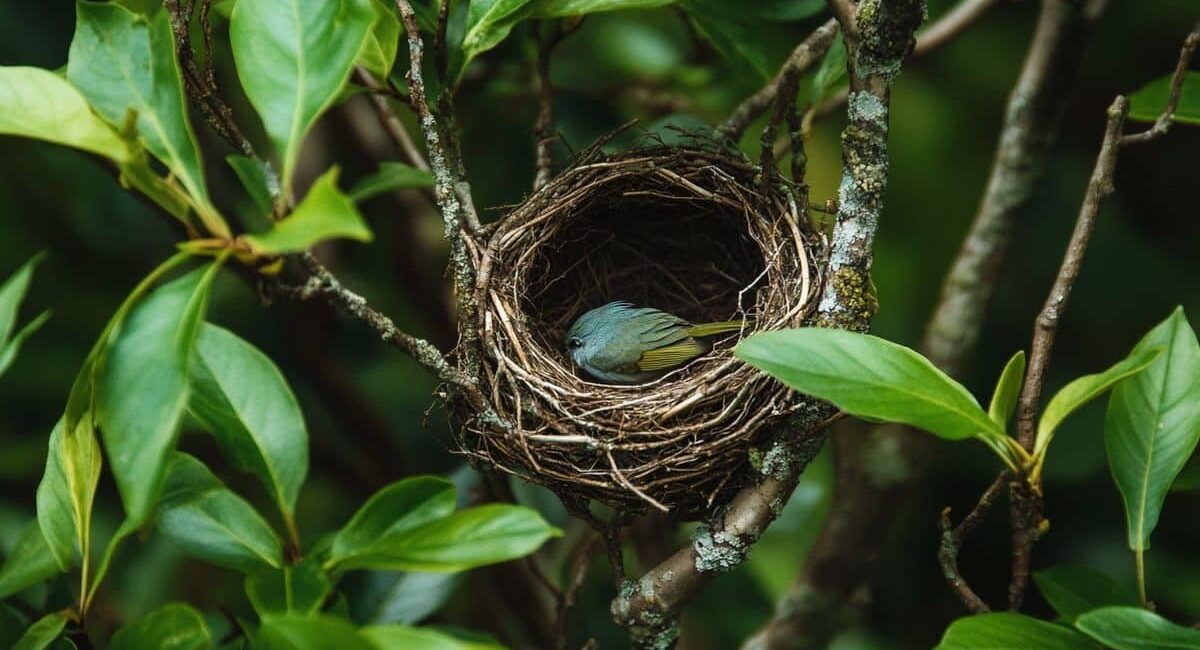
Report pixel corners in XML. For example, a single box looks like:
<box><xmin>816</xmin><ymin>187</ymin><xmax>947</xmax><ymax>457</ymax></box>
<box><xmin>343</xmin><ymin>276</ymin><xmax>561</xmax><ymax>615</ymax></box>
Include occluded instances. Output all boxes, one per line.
<box><xmin>685</xmin><ymin>320</ymin><xmax>751</xmax><ymax>337</ymax></box>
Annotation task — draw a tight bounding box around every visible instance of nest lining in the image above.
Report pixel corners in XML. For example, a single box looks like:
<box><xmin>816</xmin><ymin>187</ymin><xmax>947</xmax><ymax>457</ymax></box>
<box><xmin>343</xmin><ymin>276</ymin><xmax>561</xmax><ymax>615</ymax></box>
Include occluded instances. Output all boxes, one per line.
<box><xmin>462</xmin><ymin>146</ymin><xmax>824</xmax><ymax>517</ymax></box>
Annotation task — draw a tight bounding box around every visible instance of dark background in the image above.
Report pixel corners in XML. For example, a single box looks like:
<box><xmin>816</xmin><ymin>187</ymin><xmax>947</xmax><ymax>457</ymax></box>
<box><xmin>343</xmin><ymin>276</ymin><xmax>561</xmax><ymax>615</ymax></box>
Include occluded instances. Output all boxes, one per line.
<box><xmin>1</xmin><ymin>1</ymin><xmax>1198</xmax><ymax>647</ymax></box>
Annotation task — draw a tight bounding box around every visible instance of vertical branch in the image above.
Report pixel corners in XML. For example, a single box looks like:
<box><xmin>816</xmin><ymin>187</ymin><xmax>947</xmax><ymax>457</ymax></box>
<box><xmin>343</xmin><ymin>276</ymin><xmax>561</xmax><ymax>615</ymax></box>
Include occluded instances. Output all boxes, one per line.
<box><xmin>394</xmin><ymin>0</ymin><xmax>486</xmax><ymax>371</ymax></box>
<box><xmin>744</xmin><ymin>0</ymin><xmax>1109</xmax><ymax>645</ymax></box>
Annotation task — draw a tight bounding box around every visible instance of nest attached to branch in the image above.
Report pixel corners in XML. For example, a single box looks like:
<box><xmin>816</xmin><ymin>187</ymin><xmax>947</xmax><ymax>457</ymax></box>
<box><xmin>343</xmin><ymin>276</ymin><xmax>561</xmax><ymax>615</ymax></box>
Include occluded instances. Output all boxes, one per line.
<box><xmin>461</xmin><ymin>144</ymin><xmax>824</xmax><ymax>517</ymax></box>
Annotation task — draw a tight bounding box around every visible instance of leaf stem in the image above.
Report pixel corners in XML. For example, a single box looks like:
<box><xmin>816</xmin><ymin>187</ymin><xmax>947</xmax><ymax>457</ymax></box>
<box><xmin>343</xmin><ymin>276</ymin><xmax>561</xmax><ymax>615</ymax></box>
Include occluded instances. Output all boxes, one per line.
<box><xmin>1135</xmin><ymin>547</ymin><xmax>1147</xmax><ymax>606</ymax></box>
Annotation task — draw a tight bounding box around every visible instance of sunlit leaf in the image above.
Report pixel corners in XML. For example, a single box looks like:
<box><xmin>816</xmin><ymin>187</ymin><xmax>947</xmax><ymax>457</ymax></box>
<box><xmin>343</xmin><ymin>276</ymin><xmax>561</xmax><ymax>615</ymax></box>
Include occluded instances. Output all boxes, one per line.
<box><xmin>988</xmin><ymin>350</ymin><xmax>1026</xmax><ymax>430</ymax></box>
<box><xmin>1105</xmin><ymin>307</ymin><xmax>1200</xmax><ymax>552</ymax></box>
<box><xmin>361</xmin><ymin>624</ymin><xmax>506</xmax><ymax>650</ymax></box>
<box><xmin>108</xmin><ymin>602</ymin><xmax>211</xmax><ymax>650</ymax></box>
<box><xmin>737</xmin><ymin>329</ymin><xmax>1004</xmax><ymax>443</ymax></box>
<box><xmin>156</xmin><ymin>454</ymin><xmax>283</xmax><ymax>573</ymax></box>
<box><xmin>230</xmin><ymin>0</ymin><xmax>375</xmax><ymax>191</ymax></box>
<box><xmin>256</xmin><ymin>615</ymin><xmax>376</xmax><ymax>650</ymax></box>
<box><xmin>327</xmin><ymin>477</ymin><xmax>457</xmax><ymax>569</ymax></box>
<box><xmin>1076</xmin><ymin>606</ymin><xmax>1200</xmax><ymax>650</ymax></box>
<box><xmin>67</xmin><ymin>2</ymin><xmax>220</xmax><ymax>229</ymax></box>
<box><xmin>189</xmin><ymin>324</ymin><xmax>308</xmax><ymax>519</ymax></box>
<box><xmin>0</xmin><ymin>521</ymin><xmax>63</xmax><ymax>598</ymax></box>
<box><xmin>245</xmin><ymin>559</ymin><xmax>331</xmax><ymax>617</ymax></box>
<box><xmin>245</xmin><ymin>168</ymin><xmax>373</xmax><ymax>254</ymax></box>
<box><xmin>97</xmin><ymin>262</ymin><xmax>222</xmax><ymax>524</ymax></box>
<box><xmin>35</xmin><ymin>418</ymin><xmax>102</xmax><ymax>571</ymax></box>
<box><xmin>334</xmin><ymin>504</ymin><xmax>560</xmax><ymax>573</ymax></box>
<box><xmin>1128</xmin><ymin>72</ymin><xmax>1200</xmax><ymax>126</ymax></box>
<box><xmin>1034</xmin><ymin>348</ymin><xmax>1160</xmax><ymax>460</ymax></box>
<box><xmin>361</xmin><ymin>0</ymin><xmax>402</xmax><ymax>80</ymax></box>
<box><xmin>934</xmin><ymin>613</ymin><xmax>1101</xmax><ymax>650</ymax></box>
<box><xmin>348</xmin><ymin>162</ymin><xmax>435</xmax><ymax>202</ymax></box>
<box><xmin>12</xmin><ymin>612</ymin><xmax>68</xmax><ymax>650</ymax></box>
<box><xmin>458</xmin><ymin>0</ymin><xmax>539</xmax><ymax>82</ymax></box>
<box><xmin>0</xmin><ymin>67</ymin><xmax>130</xmax><ymax>162</ymax></box>
<box><xmin>1033</xmin><ymin>565</ymin><xmax>1138</xmax><ymax>623</ymax></box>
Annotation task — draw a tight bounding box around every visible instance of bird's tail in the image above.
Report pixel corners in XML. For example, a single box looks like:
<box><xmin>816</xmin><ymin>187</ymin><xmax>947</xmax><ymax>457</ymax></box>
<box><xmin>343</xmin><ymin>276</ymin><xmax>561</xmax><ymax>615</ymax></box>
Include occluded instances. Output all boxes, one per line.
<box><xmin>687</xmin><ymin>320</ymin><xmax>752</xmax><ymax>337</ymax></box>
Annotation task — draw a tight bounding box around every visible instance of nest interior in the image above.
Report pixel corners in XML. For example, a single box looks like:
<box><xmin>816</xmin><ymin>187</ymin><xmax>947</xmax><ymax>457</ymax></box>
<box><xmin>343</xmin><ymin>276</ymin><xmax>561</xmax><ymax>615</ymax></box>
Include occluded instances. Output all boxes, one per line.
<box><xmin>464</xmin><ymin>146</ymin><xmax>823</xmax><ymax>518</ymax></box>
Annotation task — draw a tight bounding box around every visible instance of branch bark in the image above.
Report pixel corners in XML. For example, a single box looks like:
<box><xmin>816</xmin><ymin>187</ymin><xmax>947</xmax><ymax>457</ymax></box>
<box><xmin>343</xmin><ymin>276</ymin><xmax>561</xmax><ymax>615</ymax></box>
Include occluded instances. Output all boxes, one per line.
<box><xmin>744</xmin><ymin>1</ymin><xmax>1110</xmax><ymax>645</ymax></box>
<box><xmin>611</xmin><ymin>2</ymin><xmax>925</xmax><ymax>646</ymax></box>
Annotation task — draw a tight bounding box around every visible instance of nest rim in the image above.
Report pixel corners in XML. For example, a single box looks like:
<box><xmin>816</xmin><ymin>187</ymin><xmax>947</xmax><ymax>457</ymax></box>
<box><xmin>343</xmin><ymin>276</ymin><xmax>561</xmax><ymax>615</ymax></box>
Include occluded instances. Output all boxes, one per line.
<box><xmin>462</xmin><ymin>143</ymin><xmax>825</xmax><ymax>518</ymax></box>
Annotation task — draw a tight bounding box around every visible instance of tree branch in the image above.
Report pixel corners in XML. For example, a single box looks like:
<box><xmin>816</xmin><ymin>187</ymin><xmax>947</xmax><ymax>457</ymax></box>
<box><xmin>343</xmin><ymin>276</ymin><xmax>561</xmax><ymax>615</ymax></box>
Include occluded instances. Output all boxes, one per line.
<box><xmin>938</xmin><ymin>474</ymin><xmax>1006</xmax><ymax>614</ymax></box>
<box><xmin>744</xmin><ymin>1</ymin><xmax>1110</xmax><ymax>645</ymax></box>
<box><xmin>1120</xmin><ymin>22</ymin><xmax>1200</xmax><ymax>146</ymax></box>
<box><xmin>532</xmin><ymin>20</ymin><xmax>582</xmax><ymax>191</ymax></box>
<box><xmin>613</xmin><ymin>3</ymin><xmax>924</xmax><ymax>645</ymax></box>
<box><xmin>720</xmin><ymin>19</ymin><xmax>840</xmax><ymax>142</ymax></box>
<box><xmin>352</xmin><ymin>66</ymin><xmax>432</xmax><ymax>173</ymax></box>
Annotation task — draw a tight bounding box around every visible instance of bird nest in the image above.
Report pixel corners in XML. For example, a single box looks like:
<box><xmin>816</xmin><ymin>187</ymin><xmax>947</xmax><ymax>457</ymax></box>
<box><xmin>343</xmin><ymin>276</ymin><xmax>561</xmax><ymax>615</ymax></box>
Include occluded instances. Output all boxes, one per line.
<box><xmin>460</xmin><ymin>145</ymin><xmax>824</xmax><ymax>517</ymax></box>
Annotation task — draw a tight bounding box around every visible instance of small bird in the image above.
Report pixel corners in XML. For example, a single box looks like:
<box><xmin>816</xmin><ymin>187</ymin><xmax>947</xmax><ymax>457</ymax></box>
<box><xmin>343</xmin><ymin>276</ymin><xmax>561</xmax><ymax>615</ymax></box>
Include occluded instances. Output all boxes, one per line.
<box><xmin>565</xmin><ymin>302</ymin><xmax>749</xmax><ymax>384</ymax></box>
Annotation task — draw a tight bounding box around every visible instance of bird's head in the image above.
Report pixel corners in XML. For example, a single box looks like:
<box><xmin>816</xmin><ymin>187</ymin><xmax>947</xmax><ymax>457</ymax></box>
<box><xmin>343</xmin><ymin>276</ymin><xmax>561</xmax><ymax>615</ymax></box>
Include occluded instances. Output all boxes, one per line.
<box><xmin>564</xmin><ymin>301</ymin><xmax>631</xmax><ymax>368</ymax></box>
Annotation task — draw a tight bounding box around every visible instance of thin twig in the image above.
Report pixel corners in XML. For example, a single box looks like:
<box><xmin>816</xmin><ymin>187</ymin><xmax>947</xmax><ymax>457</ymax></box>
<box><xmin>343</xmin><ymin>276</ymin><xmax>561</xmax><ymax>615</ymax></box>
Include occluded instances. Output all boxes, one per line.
<box><xmin>555</xmin><ymin>533</ymin><xmax>602</xmax><ymax>650</ymax></box>
<box><xmin>913</xmin><ymin>0</ymin><xmax>999</xmax><ymax>56</ymax></box>
<box><xmin>719</xmin><ymin>19</ymin><xmax>839</xmax><ymax>141</ymax></box>
<box><xmin>532</xmin><ymin>20</ymin><xmax>583</xmax><ymax>191</ymax></box>
<box><xmin>825</xmin><ymin>0</ymin><xmax>859</xmax><ymax>38</ymax></box>
<box><xmin>1120</xmin><ymin>22</ymin><xmax>1200</xmax><ymax>146</ymax></box>
<box><xmin>353</xmin><ymin>66</ymin><xmax>432</xmax><ymax>172</ymax></box>
<box><xmin>938</xmin><ymin>474</ymin><xmax>1006</xmax><ymax>613</ymax></box>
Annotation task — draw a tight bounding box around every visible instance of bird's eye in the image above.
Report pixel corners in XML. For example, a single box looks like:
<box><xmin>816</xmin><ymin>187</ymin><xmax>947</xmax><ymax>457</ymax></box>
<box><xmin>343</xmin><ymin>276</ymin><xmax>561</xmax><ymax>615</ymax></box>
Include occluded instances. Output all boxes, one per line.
<box><xmin>567</xmin><ymin>337</ymin><xmax>583</xmax><ymax>349</ymax></box>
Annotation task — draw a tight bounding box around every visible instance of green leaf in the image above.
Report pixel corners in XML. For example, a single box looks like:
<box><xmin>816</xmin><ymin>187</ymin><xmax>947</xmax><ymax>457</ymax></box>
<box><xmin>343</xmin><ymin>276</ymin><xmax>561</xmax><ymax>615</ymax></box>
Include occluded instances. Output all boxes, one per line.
<box><xmin>245</xmin><ymin>559</ymin><xmax>331</xmax><ymax>617</ymax></box>
<box><xmin>736</xmin><ymin>329</ymin><xmax>1004</xmax><ymax>443</ymax></box>
<box><xmin>227</xmin><ymin>154</ymin><xmax>276</xmax><ymax>215</ymax></box>
<box><xmin>335</xmin><ymin>504</ymin><xmax>560</xmax><ymax>572</ymax></box>
<box><xmin>360</xmin><ymin>625</ymin><xmax>506</xmax><ymax>650</ymax></box>
<box><xmin>67</xmin><ymin>3</ymin><xmax>219</xmax><ymax>227</ymax></box>
<box><xmin>1076</xmin><ymin>606</ymin><xmax>1200</xmax><ymax>650</ymax></box>
<box><xmin>256</xmin><ymin>615</ymin><xmax>376</xmax><ymax>650</ymax></box>
<box><xmin>1105</xmin><ymin>307</ymin><xmax>1200</xmax><ymax>552</ymax></box>
<box><xmin>35</xmin><ymin>418</ymin><xmax>102</xmax><ymax>570</ymax></box>
<box><xmin>530</xmin><ymin>0</ymin><xmax>676</xmax><ymax>18</ymax></box>
<box><xmin>230</xmin><ymin>0</ymin><xmax>375</xmax><ymax>191</ymax></box>
<box><xmin>189</xmin><ymin>324</ymin><xmax>308</xmax><ymax>518</ymax></box>
<box><xmin>0</xmin><ymin>252</ymin><xmax>50</xmax><ymax>378</ymax></box>
<box><xmin>458</xmin><ymin>0</ymin><xmax>539</xmax><ymax>82</ymax></box>
<box><xmin>748</xmin><ymin>0</ymin><xmax>826</xmax><ymax>21</ymax></box>
<box><xmin>327</xmin><ymin>477</ymin><xmax>457</xmax><ymax>568</ymax></box>
<box><xmin>0</xmin><ymin>521</ymin><xmax>64</xmax><ymax>598</ymax></box>
<box><xmin>355</xmin><ymin>572</ymin><xmax>463</xmax><ymax>625</ymax></box>
<box><xmin>988</xmin><ymin>351</ymin><xmax>1026</xmax><ymax>430</ymax></box>
<box><xmin>934</xmin><ymin>613</ymin><xmax>1101</xmax><ymax>650</ymax></box>
<box><xmin>97</xmin><ymin>262</ymin><xmax>223</xmax><ymax>525</ymax></box>
<box><xmin>12</xmin><ymin>612</ymin><xmax>68</xmax><ymax>650</ymax></box>
<box><xmin>157</xmin><ymin>453</ymin><xmax>283</xmax><ymax>573</ymax></box>
<box><xmin>1032</xmin><ymin>565</ymin><xmax>1139</xmax><ymax>623</ymax></box>
<box><xmin>361</xmin><ymin>0</ymin><xmax>402</xmax><ymax>80</ymax></box>
<box><xmin>1129</xmin><ymin>71</ymin><xmax>1200</xmax><ymax>126</ymax></box>
<box><xmin>348</xmin><ymin>162</ymin><xmax>436</xmax><ymax>202</ymax></box>
<box><xmin>1034</xmin><ymin>348</ymin><xmax>1161</xmax><ymax>460</ymax></box>
<box><xmin>809</xmin><ymin>33</ymin><xmax>846</xmax><ymax>105</ymax></box>
<box><xmin>0</xmin><ymin>312</ymin><xmax>50</xmax><ymax>379</ymax></box>
<box><xmin>108</xmin><ymin>602</ymin><xmax>211</xmax><ymax>650</ymax></box>
<box><xmin>0</xmin><ymin>67</ymin><xmax>130</xmax><ymax>162</ymax></box>
<box><xmin>679</xmin><ymin>0</ymin><xmax>771</xmax><ymax>79</ymax></box>
<box><xmin>245</xmin><ymin>168</ymin><xmax>373</xmax><ymax>254</ymax></box>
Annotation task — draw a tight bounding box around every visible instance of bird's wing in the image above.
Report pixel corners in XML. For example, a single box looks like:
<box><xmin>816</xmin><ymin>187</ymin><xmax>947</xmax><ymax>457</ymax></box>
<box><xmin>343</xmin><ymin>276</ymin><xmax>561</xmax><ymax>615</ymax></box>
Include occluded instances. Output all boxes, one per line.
<box><xmin>636</xmin><ymin>338</ymin><xmax>707</xmax><ymax>371</ymax></box>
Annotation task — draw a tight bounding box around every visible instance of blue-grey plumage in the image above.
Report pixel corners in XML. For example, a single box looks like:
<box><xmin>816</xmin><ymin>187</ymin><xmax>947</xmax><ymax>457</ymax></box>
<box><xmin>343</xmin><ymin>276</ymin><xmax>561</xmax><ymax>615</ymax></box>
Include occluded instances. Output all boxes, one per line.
<box><xmin>565</xmin><ymin>302</ymin><xmax>748</xmax><ymax>384</ymax></box>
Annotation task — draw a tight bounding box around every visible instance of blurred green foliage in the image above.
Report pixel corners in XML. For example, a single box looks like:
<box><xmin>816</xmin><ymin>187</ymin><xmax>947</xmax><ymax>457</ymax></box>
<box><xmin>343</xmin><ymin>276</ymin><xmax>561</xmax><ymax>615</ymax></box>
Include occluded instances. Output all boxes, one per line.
<box><xmin>2</xmin><ymin>0</ymin><xmax>1199</xmax><ymax>648</ymax></box>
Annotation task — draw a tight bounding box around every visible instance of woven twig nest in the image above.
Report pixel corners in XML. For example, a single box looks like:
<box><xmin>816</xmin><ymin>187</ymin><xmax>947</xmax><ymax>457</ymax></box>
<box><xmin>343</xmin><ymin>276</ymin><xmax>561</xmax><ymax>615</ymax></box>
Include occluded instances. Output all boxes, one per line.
<box><xmin>461</xmin><ymin>145</ymin><xmax>824</xmax><ymax>517</ymax></box>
